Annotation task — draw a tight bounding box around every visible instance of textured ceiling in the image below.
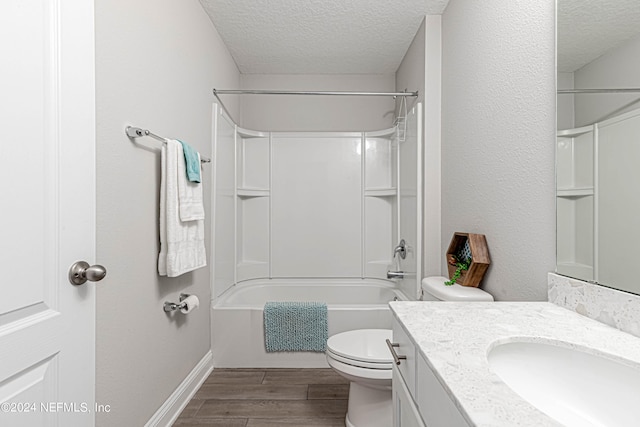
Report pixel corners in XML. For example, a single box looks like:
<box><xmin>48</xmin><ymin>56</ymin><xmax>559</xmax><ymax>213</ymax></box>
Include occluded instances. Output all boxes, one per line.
<box><xmin>201</xmin><ymin>0</ymin><xmax>640</xmax><ymax>75</ymax></box>
<box><xmin>199</xmin><ymin>0</ymin><xmax>450</xmax><ymax>74</ymax></box>
<box><xmin>558</xmin><ymin>0</ymin><xmax>640</xmax><ymax>72</ymax></box>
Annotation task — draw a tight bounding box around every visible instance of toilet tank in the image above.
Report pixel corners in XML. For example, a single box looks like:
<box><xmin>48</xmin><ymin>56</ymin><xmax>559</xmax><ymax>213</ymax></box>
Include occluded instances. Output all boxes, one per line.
<box><xmin>421</xmin><ymin>276</ymin><xmax>494</xmax><ymax>302</ymax></box>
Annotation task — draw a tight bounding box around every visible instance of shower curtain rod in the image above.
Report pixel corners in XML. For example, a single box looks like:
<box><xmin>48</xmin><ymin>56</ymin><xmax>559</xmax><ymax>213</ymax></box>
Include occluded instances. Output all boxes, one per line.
<box><xmin>213</xmin><ymin>89</ymin><xmax>419</xmax><ymax>97</ymax></box>
<box><xmin>212</xmin><ymin>89</ymin><xmax>418</xmax><ymax>126</ymax></box>
<box><xmin>557</xmin><ymin>88</ymin><xmax>640</xmax><ymax>94</ymax></box>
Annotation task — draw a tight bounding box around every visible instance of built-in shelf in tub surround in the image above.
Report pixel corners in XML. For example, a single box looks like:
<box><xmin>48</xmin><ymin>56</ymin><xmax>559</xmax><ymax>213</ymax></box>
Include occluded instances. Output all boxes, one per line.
<box><xmin>389</xmin><ymin>301</ymin><xmax>640</xmax><ymax>427</ymax></box>
<box><xmin>549</xmin><ymin>272</ymin><xmax>640</xmax><ymax>338</ymax></box>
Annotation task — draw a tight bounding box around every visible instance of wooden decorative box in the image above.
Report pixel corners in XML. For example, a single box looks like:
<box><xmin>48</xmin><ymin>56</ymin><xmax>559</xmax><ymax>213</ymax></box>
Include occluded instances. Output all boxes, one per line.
<box><xmin>446</xmin><ymin>232</ymin><xmax>491</xmax><ymax>287</ymax></box>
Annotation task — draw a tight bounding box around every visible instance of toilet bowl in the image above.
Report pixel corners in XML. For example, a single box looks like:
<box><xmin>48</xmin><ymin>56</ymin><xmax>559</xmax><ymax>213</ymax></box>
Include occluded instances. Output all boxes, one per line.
<box><xmin>326</xmin><ymin>329</ymin><xmax>393</xmax><ymax>427</ymax></box>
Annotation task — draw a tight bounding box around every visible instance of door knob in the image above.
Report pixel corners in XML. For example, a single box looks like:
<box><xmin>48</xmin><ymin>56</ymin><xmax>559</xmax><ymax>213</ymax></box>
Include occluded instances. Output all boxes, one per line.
<box><xmin>68</xmin><ymin>261</ymin><xmax>107</xmax><ymax>286</ymax></box>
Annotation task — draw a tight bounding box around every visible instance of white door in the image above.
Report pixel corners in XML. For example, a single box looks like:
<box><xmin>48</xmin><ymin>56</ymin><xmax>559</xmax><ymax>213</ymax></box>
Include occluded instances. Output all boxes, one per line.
<box><xmin>0</xmin><ymin>1</ymin><xmax>97</xmax><ymax>426</ymax></box>
<box><xmin>397</xmin><ymin>103</ymin><xmax>423</xmax><ymax>299</ymax></box>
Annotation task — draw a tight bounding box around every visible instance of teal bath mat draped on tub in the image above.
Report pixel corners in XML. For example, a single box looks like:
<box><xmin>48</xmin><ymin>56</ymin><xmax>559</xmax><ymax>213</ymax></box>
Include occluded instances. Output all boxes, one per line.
<box><xmin>263</xmin><ymin>301</ymin><xmax>328</xmax><ymax>352</ymax></box>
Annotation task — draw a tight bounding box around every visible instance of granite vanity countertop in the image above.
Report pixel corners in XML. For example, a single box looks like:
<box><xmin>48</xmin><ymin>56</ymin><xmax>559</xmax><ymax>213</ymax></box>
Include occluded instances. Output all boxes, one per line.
<box><xmin>389</xmin><ymin>301</ymin><xmax>640</xmax><ymax>427</ymax></box>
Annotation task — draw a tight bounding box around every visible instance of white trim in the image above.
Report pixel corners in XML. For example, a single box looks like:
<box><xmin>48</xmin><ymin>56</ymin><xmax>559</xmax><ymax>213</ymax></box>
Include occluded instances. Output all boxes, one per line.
<box><xmin>144</xmin><ymin>351</ymin><xmax>213</xmax><ymax>427</ymax></box>
<box><xmin>361</xmin><ymin>131</ymin><xmax>366</xmax><ymax>279</ymax></box>
<box><xmin>597</xmin><ymin>105</ymin><xmax>640</xmax><ymax>128</ymax></box>
<box><xmin>365</xmin><ymin>127</ymin><xmax>397</xmax><ymax>138</ymax></box>
<box><xmin>415</xmin><ymin>102</ymin><xmax>423</xmax><ymax>300</ymax></box>
<box><xmin>268</xmin><ymin>131</ymin><xmax>273</xmax><ymax>279</ymax></box>
<box><xmin>557</xmin><ymin>124</ymin><xmax>593</xmax><ymax>137</ymax></box>
<box><xmin>234</xmin><ymin>124</ymin><xmax>238</xmax><ymax>285</ymax></box>
<box><xmin>237</xmin><ymin>126</ymin><xmax>267</xmax><ymax>138</ymax></box>
<box><xmin>593</xmin><ymin>123</ymin><xmax>599</xmax><ymax>283</ymax></box>
<box><xmin>271</xmin><ymin>131</ymin><xmax>362</xmax><ymax>139</ymax></box>
<box><xmin>210</xmin><ymin>103</ymin><xmax>219</xmax><ymax>308</ymax></box>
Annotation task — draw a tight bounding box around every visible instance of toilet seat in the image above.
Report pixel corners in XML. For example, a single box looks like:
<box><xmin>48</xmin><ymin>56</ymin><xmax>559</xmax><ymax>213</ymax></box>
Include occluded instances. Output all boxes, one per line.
<box><xmin>327</xmin><ymin>355</ymin><xmax>392</xmax><ymax>381</ymax></box>
<box><xmin>327</xmin><ymin>349</ymin><xmax>393</xmax><ymax>369</ymax></box>
<box><xmin>326</xmin><ymin>329</ymin><xmax>393</xmax><ymax>370</ymax></box>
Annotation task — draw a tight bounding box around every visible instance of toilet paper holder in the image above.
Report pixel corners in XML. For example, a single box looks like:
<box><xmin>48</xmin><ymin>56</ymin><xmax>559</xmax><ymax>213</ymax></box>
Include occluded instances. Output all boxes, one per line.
<box><xmin>164</xmin><ymin>293</ymin><xmax>193</xmax><ymax>313</ymax></box>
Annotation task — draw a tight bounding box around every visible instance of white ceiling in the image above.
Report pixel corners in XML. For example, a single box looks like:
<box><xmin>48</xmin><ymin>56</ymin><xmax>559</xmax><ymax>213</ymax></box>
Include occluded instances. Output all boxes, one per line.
<box><xmin>200</xmin><ymin>0</ymin><xmax>640</xmax><ymax>75</ymax></box>
<box><xmin>558</xmin><ymin>0</ymin><xmax>640</xmax><ymax>72</ymax></box>
<box><xmin>199</xmin><ymin>0</ymin><xmax>450</xmax><ymax>74</ymax></box>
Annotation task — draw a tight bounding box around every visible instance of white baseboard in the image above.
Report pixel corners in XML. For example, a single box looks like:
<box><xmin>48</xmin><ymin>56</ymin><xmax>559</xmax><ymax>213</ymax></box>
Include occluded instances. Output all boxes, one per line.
<box><xmin>145</xmin><ymin>350</ymin><xmax>213</xmax><ymax>427</ymax></box>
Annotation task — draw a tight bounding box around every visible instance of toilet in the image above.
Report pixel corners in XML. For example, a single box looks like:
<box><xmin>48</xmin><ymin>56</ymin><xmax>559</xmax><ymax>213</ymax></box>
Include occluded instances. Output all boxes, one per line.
<box><xmin>326</xmin><ymin>276</ymin><xmax>493</xmax><ymax>427</ymax></box>
<box><xmin>326</xmin><ymin>329</ymin><xmax>393</xmax><ymax>427</ymax></box>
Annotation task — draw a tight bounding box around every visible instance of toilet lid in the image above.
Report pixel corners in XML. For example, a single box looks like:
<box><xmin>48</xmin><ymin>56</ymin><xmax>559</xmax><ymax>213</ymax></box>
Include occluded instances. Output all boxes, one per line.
<box><xmin>327</xmin><ymin>329</ymin><xmax>393</xmax><ymax>365</ymax></box>
<box><xmin>422</xmin><ymin>276</ymin><xmax>494</xmax><ymax>301</ymax></box>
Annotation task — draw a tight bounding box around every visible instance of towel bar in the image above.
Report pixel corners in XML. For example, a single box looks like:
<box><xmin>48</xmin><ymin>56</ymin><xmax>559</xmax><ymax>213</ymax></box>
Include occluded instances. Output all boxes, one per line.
<box><xmin>125</xmin><ymin>126</ymin><xmax>211</xmax><ymax>163</ymax></box>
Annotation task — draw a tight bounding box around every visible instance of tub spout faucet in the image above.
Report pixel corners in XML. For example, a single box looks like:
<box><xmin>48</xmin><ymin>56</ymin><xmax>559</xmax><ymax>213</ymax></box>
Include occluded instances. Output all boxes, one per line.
<box><xmin>387</xmin><ymin>270</ymin><xmax>407</xmax><ymax>279</ymax></box>
<box><xmin>393</xmin><ymin>239</ymin><xmax>407</xmax><ymax>260</ymax></box>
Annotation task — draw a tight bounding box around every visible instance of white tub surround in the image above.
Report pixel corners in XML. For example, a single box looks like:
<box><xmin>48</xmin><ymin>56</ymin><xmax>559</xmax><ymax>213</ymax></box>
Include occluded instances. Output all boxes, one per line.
<box><xmin>549</xmin><ymin>272</ymin><xmax>640</xmax><ymax>338</ymax></box>
<box><xmin>212</xmin><ymin>105</ymin><xmax>425</xmax><ymax>301</ymax></box>
<box><xmin>213</xmin><ymin>117</ymin><xmax>401</xmax><ymax>296</ymax></box>
<box><xmin>389</xmin><ymin>301</ymin><xmax>640</xmax><ymax>427</ymax></box>
<box><xmin>212</xmin><ymin>279</ymin><xmax>407</xmax><ymax>368</ymax></box>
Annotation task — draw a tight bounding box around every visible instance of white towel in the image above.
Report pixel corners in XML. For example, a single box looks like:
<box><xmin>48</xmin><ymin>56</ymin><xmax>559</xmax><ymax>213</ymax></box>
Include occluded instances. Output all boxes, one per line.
<box><xmin>158</xmin><ymin>140</ymin><xmax>206</xmax><ymax>277</ymax></box>
<box><xmin>177</xmin><ymin>150</ymin><xmax>205</xmax><ymax>221</ymax></box>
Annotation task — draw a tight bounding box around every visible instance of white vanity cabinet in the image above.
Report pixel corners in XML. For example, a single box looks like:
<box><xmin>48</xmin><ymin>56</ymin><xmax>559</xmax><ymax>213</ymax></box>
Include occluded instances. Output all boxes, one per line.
<box><xmin>391</xmin><ymin>320</ymin><xmax>425</xmax><ymax>427</ymax></box>
<box><xmin>415</xmin><ymin>356</ymin><xmax>469</xmax><ymax>427</ymax></box>
<box><xmin>393</xmin><ymin>366</ymin><xmax>426</xmax><ymax>427</ymax></box>
<box><xmin>391</xmin><ymin>318</ymin><xmax>469</xmax><ymax>427</ymax></box>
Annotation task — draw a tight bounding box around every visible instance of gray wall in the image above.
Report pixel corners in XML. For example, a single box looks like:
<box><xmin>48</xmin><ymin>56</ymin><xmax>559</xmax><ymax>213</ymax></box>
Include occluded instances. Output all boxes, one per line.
<box><xmin>239</xmin><ymin>74</ymin><xmax>396</xmax><ymax>131</ymax></box>
<box><xmin>441</xmin><ymin>0</ymin><xmax>556</xmax><ymax>301</ymax></box>
<box><xmin>396</xmin><ymin>19</ymin><xmax>426</xmax><ymax>109</ymax></box>
<box><xmin>574</xmin><ymin>33</ymin><xmax>640</xmax><ymax>127</ymax></box>
<box><xmin>95</xmin><ymin>0</ymin><xmax>239</xmax><ymax>424</ymax></box>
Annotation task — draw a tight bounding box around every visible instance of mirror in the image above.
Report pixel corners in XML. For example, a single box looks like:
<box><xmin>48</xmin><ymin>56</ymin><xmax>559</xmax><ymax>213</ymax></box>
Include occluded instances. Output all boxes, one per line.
<box><xmin>556</xmin><ymin>1</ymin><xmax>640</xmax><ymax>294</ymax></box>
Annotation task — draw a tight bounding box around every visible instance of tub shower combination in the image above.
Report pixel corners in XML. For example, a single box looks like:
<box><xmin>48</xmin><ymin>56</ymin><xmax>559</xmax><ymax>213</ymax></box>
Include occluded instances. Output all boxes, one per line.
<box><xmin>210</xmin><ymin>97</ymin><xmax>423</xmax><ymax>369</ymax></box>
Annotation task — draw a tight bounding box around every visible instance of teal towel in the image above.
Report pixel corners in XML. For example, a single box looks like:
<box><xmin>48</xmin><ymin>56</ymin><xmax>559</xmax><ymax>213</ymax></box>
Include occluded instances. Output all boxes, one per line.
<box><xmin>178</xmin><ymin>140</ymin><xmax>201</xmax><ymax>183</ymax></box>
<box><xmin>264</xmin><ymin>302</ymin><xmax>328</xmax><ymax>352</ymax></box>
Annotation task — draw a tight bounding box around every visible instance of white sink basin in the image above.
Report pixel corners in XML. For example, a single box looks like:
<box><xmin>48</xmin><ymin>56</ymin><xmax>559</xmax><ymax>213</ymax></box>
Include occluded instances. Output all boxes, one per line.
<box><xmin>488</xmin><ymin>340</ymin><xmax>640</xmax><ymax>427</ymax></box>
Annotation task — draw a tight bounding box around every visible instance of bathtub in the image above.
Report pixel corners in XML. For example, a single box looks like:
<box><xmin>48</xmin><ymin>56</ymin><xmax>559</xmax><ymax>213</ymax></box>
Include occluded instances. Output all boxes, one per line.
<box><xmin>211</xmin><ymin>278</ymin><xmax>409</xmax><ymax>368</ymax></box>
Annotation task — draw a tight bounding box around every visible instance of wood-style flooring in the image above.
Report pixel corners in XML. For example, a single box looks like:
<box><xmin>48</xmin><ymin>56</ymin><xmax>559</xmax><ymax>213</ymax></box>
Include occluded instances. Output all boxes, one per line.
<box><xmin>173</xmin><ymin>368</ymin><xmax>349</xmax><ymax>427</ymax></box>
